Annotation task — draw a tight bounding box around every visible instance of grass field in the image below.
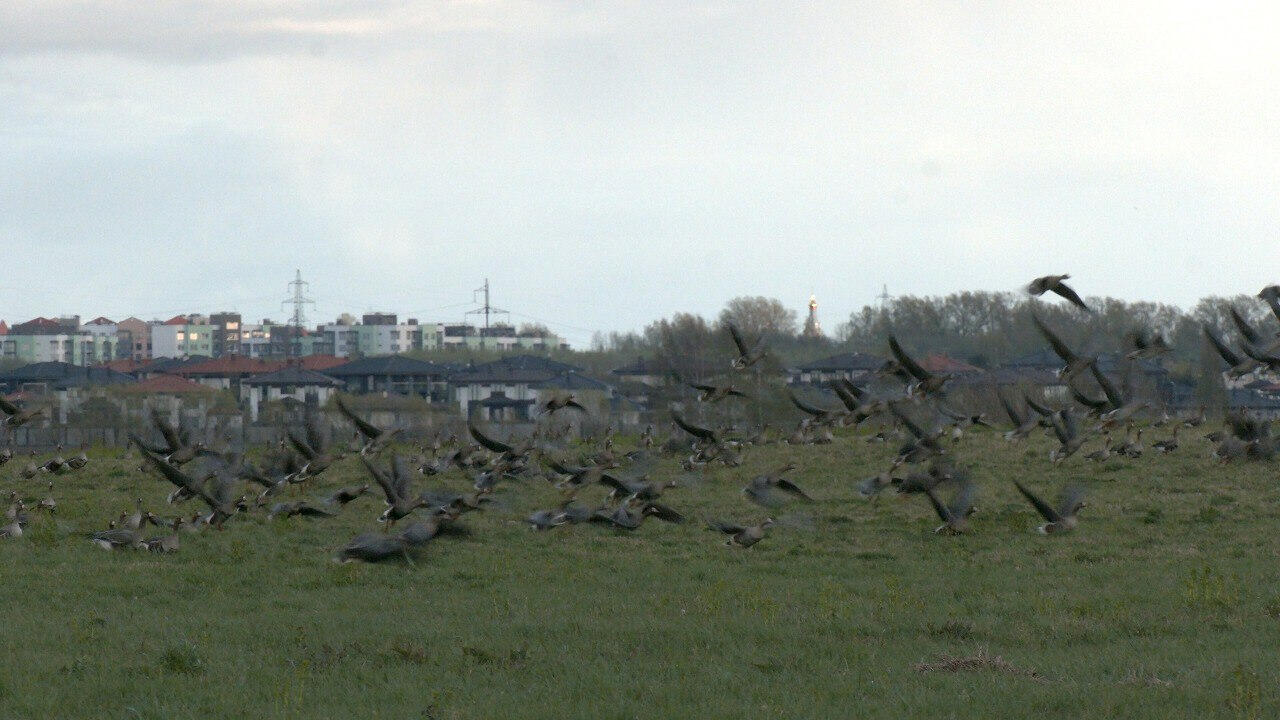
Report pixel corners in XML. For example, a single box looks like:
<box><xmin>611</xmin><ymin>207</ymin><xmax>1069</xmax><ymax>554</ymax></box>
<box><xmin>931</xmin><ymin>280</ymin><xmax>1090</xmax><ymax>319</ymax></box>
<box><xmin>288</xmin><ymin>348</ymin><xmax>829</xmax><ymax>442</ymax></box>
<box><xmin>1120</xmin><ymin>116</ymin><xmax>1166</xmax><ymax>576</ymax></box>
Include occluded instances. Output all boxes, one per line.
<box><xmin>3</xmin><ymin>427</ymin><xmax>1280</xmax><ymax>719</ymax></box>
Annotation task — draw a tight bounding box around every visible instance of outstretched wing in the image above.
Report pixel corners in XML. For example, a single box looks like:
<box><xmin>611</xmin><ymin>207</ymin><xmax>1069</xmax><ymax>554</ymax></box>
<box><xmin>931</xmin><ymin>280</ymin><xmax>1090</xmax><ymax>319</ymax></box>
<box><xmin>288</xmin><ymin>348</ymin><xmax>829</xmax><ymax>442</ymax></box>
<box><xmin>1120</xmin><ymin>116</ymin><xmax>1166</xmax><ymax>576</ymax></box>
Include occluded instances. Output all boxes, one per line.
<box><xmin>335</xmin><ymin>396</ymin><xmax>382</xmax><ymax>440</ymax></box>
<box><xmin>1030</xmin><ymin>313</ymin><xmax>1079</xmax><ymax>364</ymax></box>
<box><xmin>788</xmin><ymin>390</ymin><xmax>831</xmax><ymax>418</ymax></box>
<box><xmin>887</xmin><ymin>335</ymin><xmax>931</xmax><ymax>382</ymax></box>
<box><xmin>1013</xmin><ymin>480</ymin><xmax>1063</xmax><ymax>523</ymax></box>
<box><xmin>726</xmin><ymin>323</ymin><xmax>751</xmax><ymax>357</ymax></box>
<box><xmin>672</xmin><ymin>412</ymin><xmax>717</xmax><ymax>442</ymax></box>
<box><xmin>468</xmin><ymin>421</ymin><xmax>514</xmax><ymax>455</ymax></box>
<box><xmin>1088</xmin><ymin>363</ymin><xmax>1125</xmax><ymax>409</ymax></box>
<box><xmin>1202</xmin><ymin>326</ymin><xmax>1243</xmax><ymax>367</ymax></box>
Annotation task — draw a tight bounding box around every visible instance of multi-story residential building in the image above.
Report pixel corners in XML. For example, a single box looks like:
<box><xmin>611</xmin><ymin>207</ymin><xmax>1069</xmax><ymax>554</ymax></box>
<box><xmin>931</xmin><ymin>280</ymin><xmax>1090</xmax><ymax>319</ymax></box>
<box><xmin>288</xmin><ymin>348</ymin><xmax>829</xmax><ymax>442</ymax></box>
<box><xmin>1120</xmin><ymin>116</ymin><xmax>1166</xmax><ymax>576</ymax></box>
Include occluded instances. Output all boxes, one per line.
<box><xmin>208</xmin><ymin>312</ymin><xmax>243</xmax><ymax>356</ymax></box>
<box><xmin>0</xmin><ymin>316</ymin><xmax>120</xmax><ymax>366</ymax></box>
<box><xmin>440</xmin><ymin>323</ymin><xmax>562</xmax><ymax>351</ymax></box>
<box><xmin>151</xmin><ymin>316</ymin><xmax>216</xmax><ymax>358</ymax></box>
<box><xmin>116</xmin><ymin>317</ymin><xmax>153</xmax><ymax>360</ymax></box>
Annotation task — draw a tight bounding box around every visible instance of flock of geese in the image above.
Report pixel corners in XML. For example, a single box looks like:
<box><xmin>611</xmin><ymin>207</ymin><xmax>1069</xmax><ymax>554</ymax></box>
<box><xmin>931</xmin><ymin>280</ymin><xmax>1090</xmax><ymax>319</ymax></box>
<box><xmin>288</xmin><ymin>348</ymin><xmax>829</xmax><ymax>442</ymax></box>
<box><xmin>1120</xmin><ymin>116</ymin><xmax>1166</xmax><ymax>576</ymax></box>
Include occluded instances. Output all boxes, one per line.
<box><xmin>2</xmin><ymin>275</ymin><xmax>1280</xmax><ymax>559</ymax></box>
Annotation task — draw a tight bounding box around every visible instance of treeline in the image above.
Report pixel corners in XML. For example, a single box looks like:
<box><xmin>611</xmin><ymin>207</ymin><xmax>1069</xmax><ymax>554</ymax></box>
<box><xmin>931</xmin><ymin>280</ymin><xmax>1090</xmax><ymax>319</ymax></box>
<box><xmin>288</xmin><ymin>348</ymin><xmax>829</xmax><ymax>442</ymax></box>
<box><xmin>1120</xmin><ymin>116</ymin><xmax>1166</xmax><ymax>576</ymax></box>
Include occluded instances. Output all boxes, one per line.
<box><xmin>582</xmin><ymin>291</ymin><xmax>1280</xmax><ymax>384</ymax></box>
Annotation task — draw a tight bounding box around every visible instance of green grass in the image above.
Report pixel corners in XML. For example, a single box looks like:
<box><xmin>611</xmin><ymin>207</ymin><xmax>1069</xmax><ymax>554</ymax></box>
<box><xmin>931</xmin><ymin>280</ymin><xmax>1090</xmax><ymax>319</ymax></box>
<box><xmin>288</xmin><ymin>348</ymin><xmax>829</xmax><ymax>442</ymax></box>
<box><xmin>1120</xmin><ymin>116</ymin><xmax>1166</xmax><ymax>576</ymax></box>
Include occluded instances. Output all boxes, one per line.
<box><xmin>3</xmin><ymin>429</ymin><xmax>1280</xmax><ymax>719</ymax></box>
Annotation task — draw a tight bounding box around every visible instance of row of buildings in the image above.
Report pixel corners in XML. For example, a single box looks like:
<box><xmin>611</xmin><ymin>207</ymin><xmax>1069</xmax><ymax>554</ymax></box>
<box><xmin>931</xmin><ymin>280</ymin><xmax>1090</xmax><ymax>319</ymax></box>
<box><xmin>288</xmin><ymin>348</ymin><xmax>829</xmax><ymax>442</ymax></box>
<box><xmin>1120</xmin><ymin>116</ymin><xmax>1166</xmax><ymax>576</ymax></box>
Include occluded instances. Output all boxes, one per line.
<box><xmin>0</xmin><ymin>353</ymin><xmax>619</xmax><ymax>423</ymax></box>
<box><xmin>0</xmin><ymin>313</ymin><xmax>565</xmax><ymax>366</ymax></box>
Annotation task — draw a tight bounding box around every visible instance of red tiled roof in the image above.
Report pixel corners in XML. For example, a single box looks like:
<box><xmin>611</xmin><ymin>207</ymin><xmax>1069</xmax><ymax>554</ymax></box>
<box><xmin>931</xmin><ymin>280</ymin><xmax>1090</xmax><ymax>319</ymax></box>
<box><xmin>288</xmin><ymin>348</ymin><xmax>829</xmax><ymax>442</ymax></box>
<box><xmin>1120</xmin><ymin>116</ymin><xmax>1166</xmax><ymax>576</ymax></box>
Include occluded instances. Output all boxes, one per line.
<box><xmin>119</xmin><ymin>374</ymin><xmax>216</xmax><ymax>394</ymax></box>
<box><xmin>164</xmin><ymin>315</ymin><xmax>189</xmax><ymax>325</ymax></box>
<box><xmin>920</xmin><ymin>354</ymin><xmax>983</xmax><ymax>374</ymax></box>
<box><xmin>0</xmin><ymin>321</ymin><xmax>7</xmax><ymax>336</ymax></box>
<box><xmin>86</xmin><ymin>316</ymin><xmax>116</xmax><ymax>325</ymax></box>
<box><xmin>176</xmin><ymin>356</ymin><xmax>286</xmax><ymax>377</ymax></box>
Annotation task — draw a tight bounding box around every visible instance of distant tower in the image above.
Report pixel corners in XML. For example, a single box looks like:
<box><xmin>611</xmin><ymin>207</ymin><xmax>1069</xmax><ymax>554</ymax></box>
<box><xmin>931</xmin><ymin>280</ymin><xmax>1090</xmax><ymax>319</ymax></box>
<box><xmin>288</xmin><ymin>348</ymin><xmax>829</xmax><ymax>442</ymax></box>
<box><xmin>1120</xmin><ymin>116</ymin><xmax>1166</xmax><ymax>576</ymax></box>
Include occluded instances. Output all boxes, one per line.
<box><xmin>282</xmin><ymin>269</ymin><xmax>314</xmax><ymax>361</ymax></box>
<box><xmin>802</xmin><ymin>295</ymin><xmax>824</xmax><ymax>338</ymax></box>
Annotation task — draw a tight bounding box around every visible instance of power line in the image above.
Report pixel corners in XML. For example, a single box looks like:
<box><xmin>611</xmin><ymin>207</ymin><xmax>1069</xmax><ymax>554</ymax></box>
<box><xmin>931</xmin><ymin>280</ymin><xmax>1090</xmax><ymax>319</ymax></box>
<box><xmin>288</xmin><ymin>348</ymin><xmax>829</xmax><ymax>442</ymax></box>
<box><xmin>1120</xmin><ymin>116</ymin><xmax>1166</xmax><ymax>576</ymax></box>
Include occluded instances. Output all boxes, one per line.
<box><xmin>464</xmin><ymin>278</ymin><xmax>510</xmax><ymax>348</ymax></box>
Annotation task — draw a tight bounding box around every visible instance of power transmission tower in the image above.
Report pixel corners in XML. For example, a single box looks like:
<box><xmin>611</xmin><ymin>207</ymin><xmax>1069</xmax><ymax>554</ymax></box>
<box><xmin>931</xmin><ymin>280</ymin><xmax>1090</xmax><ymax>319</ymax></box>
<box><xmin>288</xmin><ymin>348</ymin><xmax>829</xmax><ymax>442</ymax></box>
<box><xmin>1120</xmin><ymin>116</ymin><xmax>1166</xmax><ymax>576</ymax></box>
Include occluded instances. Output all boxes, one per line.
<box><xmin>877</xmin><ymin>284</ymin><xmax>892</xmax><ymax>311</ymax></box>
<box><xmin>282</xmin><ymin>269</ymin><xmax>315</xmax><ymax>362</ymax></box>
<box><xmin>465</xmin><ymin>278</ymin><xmax>509</xmax><ymax>349</ymax></box>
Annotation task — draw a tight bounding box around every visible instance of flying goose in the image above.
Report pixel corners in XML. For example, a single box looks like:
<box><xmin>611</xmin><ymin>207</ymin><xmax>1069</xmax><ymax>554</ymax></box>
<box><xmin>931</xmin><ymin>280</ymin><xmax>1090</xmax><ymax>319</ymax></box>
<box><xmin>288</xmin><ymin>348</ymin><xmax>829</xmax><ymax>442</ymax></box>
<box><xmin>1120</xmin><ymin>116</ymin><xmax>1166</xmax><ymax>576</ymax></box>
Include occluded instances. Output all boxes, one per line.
<box><xmin>336</xmin><ymin>396</ymin><xmax>402</xmax><ymax>455</ymax></box>
<box><xmin>1026</xmin><ymin>274</ymin><xmax>1091</xmax><ymax>312</ymax></box>
<box><xmin>360</xmin><ymin>454</ymin><xmax>427</xmax><ymax>527</ymax></box>
<box><xmin>0</xmin><ymin>396</ymin><xmax>43</xmax><ymax>428</ymax></box>
<box><xmin>726</xmin><ymin>322</ymin><xmax>768</xmax><ymax>370</ymax></box>
<box><xmin>689</xmin><ymin>381</ymin><xmax>750</xmax><ymax>403</ymax></box>
<box><xmin>887</xmin><ymin>335</ymin><xmax>948</xmax><ymax>397</ymax></box>
<box><xmin>1030</xmin><ymin>313</ymin><xmax>1094</xmax><ymax>382</ymax></box>
<box><xmin>1013</xmin><ymin>481</ymin><xmax>1085</xmax><ymax>534</ymax></box>
<box><xmin>923</xmin><ymin>481</ymin><xmax>977</xmax><ymax>534</ymax></box>
<box><xmin>708</xmin><ymin>518</ymin><xmax>775</xmax><ymax>548</ymax></box>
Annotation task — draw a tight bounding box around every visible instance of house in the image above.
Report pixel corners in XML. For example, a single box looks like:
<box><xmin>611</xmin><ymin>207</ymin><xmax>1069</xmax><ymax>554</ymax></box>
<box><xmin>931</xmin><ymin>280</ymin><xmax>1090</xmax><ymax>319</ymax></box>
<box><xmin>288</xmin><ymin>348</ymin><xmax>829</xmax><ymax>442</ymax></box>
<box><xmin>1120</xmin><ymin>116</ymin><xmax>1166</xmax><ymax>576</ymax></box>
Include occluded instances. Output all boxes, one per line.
<box><xmin>790</xmin><ymin>352</ymin><xmax>884</xmax><ymax>385</ymax></box>
<box><xmin>174</xmin><ymin>356</ymin><xmax>288</xmax><ymax>393</ymax></box>
<box><xmin>241</xmin><ymin>367</ymin><xmax>344</xmax><ymax>421</ymax></box>
<box><xmin>448</xmin><ymin>355</ymin><xmax>611</xmax><ymax>420</ymax></box>
<box><xmin>610</xmin><ymin>357</ymin><xmax>668</xmax><ymax>387</ymax></box>
<box><xmin>0</xmin><ymin>362</ymin><xmax>137</xmax><ymax>394</ymax></box>
<box><xmin>1228</xmin><ymin>387</ymin><xmax>1280</xmax><ymax>420</ymax></box>
<box><xmin>325</xmin><ymin>355</ymin><xmax>455</xmax><ymax>400</ymax></box>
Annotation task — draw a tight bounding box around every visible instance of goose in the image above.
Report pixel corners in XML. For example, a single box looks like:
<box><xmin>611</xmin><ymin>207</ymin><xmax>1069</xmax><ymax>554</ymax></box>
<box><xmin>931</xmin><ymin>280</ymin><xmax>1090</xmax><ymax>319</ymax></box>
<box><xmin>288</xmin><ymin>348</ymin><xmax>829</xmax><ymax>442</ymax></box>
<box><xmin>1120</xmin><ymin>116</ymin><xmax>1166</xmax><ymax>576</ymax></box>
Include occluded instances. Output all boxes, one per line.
<box><xmin>888</xmin><ymin>334</ymin><xmax>949</xmax><ymax>397</ymax></box>
<box><xmin>726</xmin><ymin>322</ymin><xmax>768</xmax><ymax>370</ymax></box>
<box><xmin>325</xmin><ymin>484</ymin><xmax>371</xmax><ymax>506</ymax></box>
<box><xmin>526</xmin><ymin>509</ymin><xmax>568</xmax><ymax>531</ymax></box>
<box><xmin>1153</xmin><ymin>426</ymin><xmax>1181</xmax><ymax>454</ymax></box>
<box><xmin>287</xmin><ymin>418</ymin><xmax>345</xmax><ymax>479</ymax></box>
<box><xmin>336</xmin><ymin>521</ymin><xmax>438</xmax><ymax>564</ymax></box>
<box><xmin>1026</xmin><ymin>274</ymin><xmax>1091</xmax><ymax>312</ymax></box>
<box><xmin>743</xmin><ymin>463</ymin><xmax>812</xmax><ymax>506</ymax></box>
<box><xmin>1031</xmin><ymin>313</ymin><xmax>1094</xmax><ymax>381</ymax></box>
<box><xmin>1125</xmin><ymin>328</ymin><xmax>1172</xmax><ymax>359</ymax></box>
<box><xmin>360</xmin><ymin>454</ymin><xmax>427</xmax><ymax>527</ymax></box>
<box><xmin>708</xmin><ymin>518</ymin><xmax>774</xmax><ymax>548</ymax></box>
<box><xmin>538</xmin><ymin>393</ymin><xmax>588</xmax><ymax>415</ymax></box>
<box><xmin>268</xmin><ymin>501</ymin><xmax>337</xmax><ymax>520</ymax></box>
<box><xmin>0</xmin><ymin>396</ymin><xmax>43</xmax><ymax>428</ymax></box>
<box><xmin>1083</xmin><ymin>435</ymin><xmax>1113</xmax><ymax>462</ymax></box>
<box><xmin>147</xmin><ymin>518</ymin><xmax>183</xmax><ymax>553</ymax></box>
<box><xmin>335</xmin><ymin>396</ymin><xmax>402</xmax><ymax>455</ymax></box>
<box><xmin>1013</xmin><ymin>481</ymin><xmax>1085</xmax><ymax>534</ymax></box>
<box><xmin>923</xmin><ymin>481</ymin><xmax>977</xmax><ymax>534</ymax></box>
<box><xmin>688</xmin><ymin>381</ymin><xmax>749</xmax><ymax>403</ymax></box>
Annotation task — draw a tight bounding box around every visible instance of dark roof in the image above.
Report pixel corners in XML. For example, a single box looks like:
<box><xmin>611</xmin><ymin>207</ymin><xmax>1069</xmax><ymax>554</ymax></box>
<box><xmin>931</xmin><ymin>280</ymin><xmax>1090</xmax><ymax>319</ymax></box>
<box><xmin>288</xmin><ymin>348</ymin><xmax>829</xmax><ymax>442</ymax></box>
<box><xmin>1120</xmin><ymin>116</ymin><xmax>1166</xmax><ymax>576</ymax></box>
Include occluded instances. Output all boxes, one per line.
<box><xmin>1002</xmin><ymin>349</ymin><xmax>1062</xmax><ymax>370</ymax></box>
<box><xmin>796</xmin><ymin>352</ymin><xmax>884</xmax><ymax>373</ymax></box>
<box><xmin>450</xmin><ymin>365</ymin><xmax>611</xmax><ymax>391</ymax></box>
<box><xmin>244</xmin><ymin>368</ymin><xmax>344</xmax><ymax>387</ymax></box>
<box><xmin>1094</xmin><ymin>352</ymin><xmax>1167</xmax><ymax>377</ymax></box>
<box><xmin>611</xmin><ymin>357</ymin><xmax>661</xmax><ymax>376</ymax></box>
<box><xmin>325</xmin><ymin>355</ymin><xmax>451</xmax><ymax>378</ymax></box>
<box><xmin>119</xmin><ymin>375</ymin><xmax>216</xmax><ymax>394</ymax></box>
<box><xmin>0</xmin><ymin>362</ymin><xmax>137</xmax><ymax>390</ymax></box>
<box><xmin>468</xmin><ymin>354</ymin><xmax>583</xmax><ymax>375</ymax></box>
<box><xmin>477</xmin><ymin>395</ymin><xmax>535</xmax><ymax>408</ymax></box>
<box><xmin>178</xmin><ymin>356</ymin><xmax>286</xmax><ymax>377</ymax></box>
<box><xmin>135</xmin><ymin>356</ymin><xmax>212</xmax><ymax>375</ymax></box>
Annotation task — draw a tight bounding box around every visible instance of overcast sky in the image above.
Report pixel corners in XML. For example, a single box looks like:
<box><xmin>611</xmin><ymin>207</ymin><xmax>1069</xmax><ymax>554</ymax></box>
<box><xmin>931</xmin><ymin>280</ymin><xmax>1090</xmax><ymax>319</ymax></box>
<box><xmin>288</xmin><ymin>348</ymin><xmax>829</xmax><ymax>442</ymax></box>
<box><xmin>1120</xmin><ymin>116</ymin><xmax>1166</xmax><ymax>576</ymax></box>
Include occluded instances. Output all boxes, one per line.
<box><xmin>3</xmin><ymin>1</ymin><xmax>1279</xmax><ymax>345</ymax></box>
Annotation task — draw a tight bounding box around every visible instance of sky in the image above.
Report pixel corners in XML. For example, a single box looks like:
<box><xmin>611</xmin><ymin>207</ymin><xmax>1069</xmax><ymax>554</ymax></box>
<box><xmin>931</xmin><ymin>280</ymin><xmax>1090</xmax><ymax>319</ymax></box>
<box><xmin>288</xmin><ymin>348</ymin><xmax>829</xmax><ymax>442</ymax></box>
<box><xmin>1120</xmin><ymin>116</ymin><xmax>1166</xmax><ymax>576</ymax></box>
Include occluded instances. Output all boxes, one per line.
<box><xmin>3</xmin><ymin>1</ymin><xmax>1280</xmax><ymax>346</ymax></box>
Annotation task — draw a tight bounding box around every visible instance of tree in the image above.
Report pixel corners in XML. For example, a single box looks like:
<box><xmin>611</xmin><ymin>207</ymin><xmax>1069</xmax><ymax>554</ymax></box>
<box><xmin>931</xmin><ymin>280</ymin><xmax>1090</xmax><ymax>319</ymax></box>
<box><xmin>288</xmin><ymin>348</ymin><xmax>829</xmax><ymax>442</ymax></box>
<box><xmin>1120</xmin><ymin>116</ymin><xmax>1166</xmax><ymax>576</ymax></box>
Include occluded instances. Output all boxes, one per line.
<box><xmin>717</xmin><ymin>296</ymin><xmax>798</xmax><ymax>340</ymax></box>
